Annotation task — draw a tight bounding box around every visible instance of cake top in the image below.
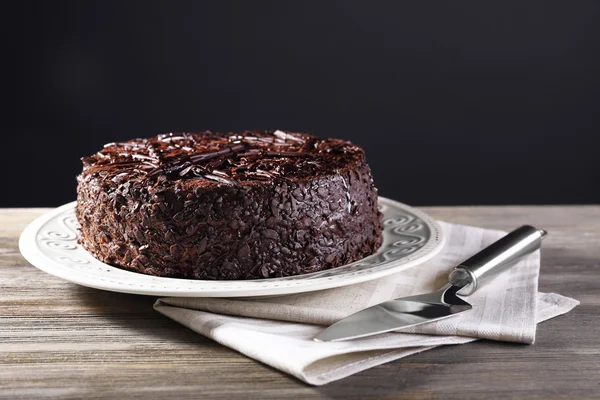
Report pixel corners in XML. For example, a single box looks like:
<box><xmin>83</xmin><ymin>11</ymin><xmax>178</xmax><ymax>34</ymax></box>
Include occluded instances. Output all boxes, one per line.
<box><xmin>80</xmin><ymin>130</ymin><xmax>364</xmax><ymax>186</ymax></box>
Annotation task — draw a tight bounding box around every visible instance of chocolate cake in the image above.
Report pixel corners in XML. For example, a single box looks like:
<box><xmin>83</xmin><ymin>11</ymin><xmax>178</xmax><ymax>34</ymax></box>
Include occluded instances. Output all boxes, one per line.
<box><xmin>76</xmin><ymin>130</ymin><xmax>382</xmax><ymax>280</ymax></box>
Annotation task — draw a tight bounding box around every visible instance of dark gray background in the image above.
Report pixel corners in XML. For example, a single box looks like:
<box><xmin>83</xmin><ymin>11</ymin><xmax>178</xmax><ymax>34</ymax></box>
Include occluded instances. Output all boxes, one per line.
<box><xmin>6</xmin><ymin>1</ymin><xmax>600</xmax><ymax>207</ymax></box>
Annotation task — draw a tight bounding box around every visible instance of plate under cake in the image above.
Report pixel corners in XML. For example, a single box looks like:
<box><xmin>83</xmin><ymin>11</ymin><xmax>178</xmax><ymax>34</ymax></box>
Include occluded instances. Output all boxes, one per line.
<box><xmin>76</xmin><ymin>130</ymin><xmax>383</xmax><ymax>280</ymax></box>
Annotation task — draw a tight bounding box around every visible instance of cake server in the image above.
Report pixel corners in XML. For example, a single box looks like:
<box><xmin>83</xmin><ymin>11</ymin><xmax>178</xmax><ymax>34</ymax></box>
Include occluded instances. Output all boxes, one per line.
<box><xmin>314</xmin><ymin>225</ymin><xmax>546</xmax><ymax>342</ymax></box>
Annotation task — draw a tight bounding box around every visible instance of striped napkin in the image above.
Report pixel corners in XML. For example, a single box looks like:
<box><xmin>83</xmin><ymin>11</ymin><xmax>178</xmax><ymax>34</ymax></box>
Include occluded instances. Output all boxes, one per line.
<box><xmin>154</xmin><ymin>222</ymin><xmax>579</xmax><ymax>385</ymax></box>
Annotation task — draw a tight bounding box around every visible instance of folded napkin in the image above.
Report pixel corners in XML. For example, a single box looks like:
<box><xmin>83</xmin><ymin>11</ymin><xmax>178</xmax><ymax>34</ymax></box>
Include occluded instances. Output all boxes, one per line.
<box><xmin>154</xmin><ymin>222</ymin><xmax>579</xmax><ymax>385</ymax></box>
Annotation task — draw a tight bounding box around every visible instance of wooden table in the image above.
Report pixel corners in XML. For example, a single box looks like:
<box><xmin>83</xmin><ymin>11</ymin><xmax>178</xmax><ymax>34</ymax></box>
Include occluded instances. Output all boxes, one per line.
<box><xmin>1</xmin><ymin>206</ymin><xmax>599</xmax><ymax>399</ymax></box>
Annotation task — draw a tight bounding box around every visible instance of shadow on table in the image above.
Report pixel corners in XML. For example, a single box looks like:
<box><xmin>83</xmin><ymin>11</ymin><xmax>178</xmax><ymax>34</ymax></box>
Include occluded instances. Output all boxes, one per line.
<box><xmin>71</xmin><ymin>284</ymin><xmax>208</xmax><ymax>346</ymax></box>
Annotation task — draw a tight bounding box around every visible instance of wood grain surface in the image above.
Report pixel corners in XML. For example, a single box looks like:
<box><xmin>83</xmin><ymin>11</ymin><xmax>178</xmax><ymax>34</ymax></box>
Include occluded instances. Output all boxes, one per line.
<box><xmin>1</xmin><ymin>206</ymin><xmax>599</xmax><ymax>399</ymax></box>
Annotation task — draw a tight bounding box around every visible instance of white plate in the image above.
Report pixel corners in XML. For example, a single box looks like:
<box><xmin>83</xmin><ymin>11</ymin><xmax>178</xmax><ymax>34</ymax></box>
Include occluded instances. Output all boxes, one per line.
<box><xmin>19</xmin><ymin>197</ymin><xmax>444</xmax><ymax>297</ymax></box>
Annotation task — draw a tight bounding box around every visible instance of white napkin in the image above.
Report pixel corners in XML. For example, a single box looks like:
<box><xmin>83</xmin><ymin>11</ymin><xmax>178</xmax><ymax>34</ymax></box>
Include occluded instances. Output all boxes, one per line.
<box><xmin>154</xmin><ymin>222</ymin><xmax>579</xmax><ymax>385</ymax></box>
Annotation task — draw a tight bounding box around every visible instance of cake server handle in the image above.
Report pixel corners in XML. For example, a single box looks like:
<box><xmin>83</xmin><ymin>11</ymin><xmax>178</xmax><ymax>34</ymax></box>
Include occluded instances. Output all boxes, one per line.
<box><xmin>448</xmin><ymin>225</ymin><xmax>547</xmax><ymax>295</ymax></box>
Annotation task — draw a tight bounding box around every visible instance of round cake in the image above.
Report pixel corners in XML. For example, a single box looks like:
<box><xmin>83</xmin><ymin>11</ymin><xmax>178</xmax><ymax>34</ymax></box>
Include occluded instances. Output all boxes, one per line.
<box><xmin>76</xmin><ymin>130</ymin><xmax>382</xmax><ymax>280</ymax></box>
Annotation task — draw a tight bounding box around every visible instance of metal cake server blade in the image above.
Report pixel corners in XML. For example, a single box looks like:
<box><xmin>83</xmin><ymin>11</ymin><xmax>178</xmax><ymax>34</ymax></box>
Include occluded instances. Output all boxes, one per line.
<box><xmin>314</xmin><ymin>225</ymin><xmax>547</xmax><ymax>342</ymax></box>
<box><xmin>314</xmin><ymin>284</ymin><xmax>471</xmax><ymax>342</ymax></box>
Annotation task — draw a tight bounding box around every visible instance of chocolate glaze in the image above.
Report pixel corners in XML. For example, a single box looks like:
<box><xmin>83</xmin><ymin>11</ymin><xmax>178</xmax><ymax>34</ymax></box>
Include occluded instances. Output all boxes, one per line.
<box><xmin>76</xmin><ymin>130</ymin><xmax>383</xmax><ymax>280</ymax></box>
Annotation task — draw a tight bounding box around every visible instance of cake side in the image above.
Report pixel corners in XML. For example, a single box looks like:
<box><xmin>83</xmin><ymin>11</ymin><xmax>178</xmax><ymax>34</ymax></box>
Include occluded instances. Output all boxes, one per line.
<box><xmin>76</xmin><ymin>130</ymin><xmax>382</xmax><ymax>279</ymax></box>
